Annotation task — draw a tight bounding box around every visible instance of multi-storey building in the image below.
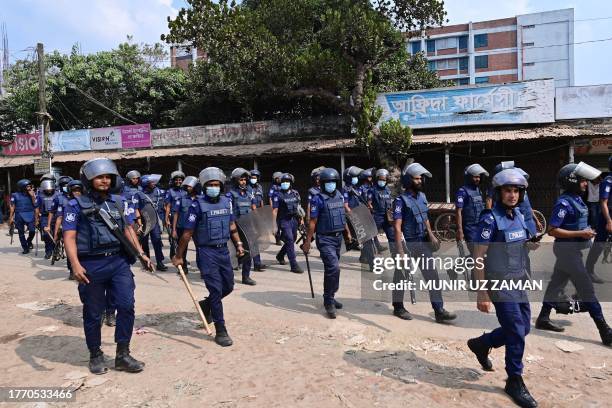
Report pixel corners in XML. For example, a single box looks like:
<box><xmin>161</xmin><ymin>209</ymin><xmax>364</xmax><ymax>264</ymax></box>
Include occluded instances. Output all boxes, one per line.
<box><xmin>407</xmin><ymin>8</ymin><xmax>574</xmax><ymax>87</ymax></box>
<box><xmin>170</xmin><ymin>44</ymin><xmax>205</xmax><ymax>71</ymax></box>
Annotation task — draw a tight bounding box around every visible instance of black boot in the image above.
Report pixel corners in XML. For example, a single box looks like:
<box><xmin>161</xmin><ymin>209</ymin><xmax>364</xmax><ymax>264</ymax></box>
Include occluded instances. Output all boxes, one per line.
<box><xmin>325</xmin><ymin>303</ymin><xmax>337</xmax><ymax>319</ymax></box>
<box><xmin>115</xmin><ymin>343</ymin><xmax>145</xmax><ymax>373</ymax></box>
<box><xmin>595</xmin><ymin>318</ymin><xmax>612</xmax><ymax>346</ymax></box>
<box><xmin>393</xmin><ymin>304</ymin><xmax>413</xmax><ymax>320</ymax></box>
<box><xmin>198</xmin><ymin>298</ymin><xmax>212</xmax><ymax>324</ymax></box>
<box><xmin>276</xmin><ymin>253</ymin><xmax>286</xmax><ymax>265</ymax></box>
<box><xmin>535</xmin><ymin>317</ymin><xmax>565</xmax><ymax>332</ymax></box>
<box><xmin>88</xmin><ymin>348</ymin><xmax>108</xmax><ymax>375</ymax></box>
<box><xmin>434</xmin><ymin>309</ymin><xmax>457</xmax><ymax>323</ymax></box>
<box><xmin>214</xmin><ymin>322</ymin><xmax>233</xmax><ymax>347</ymax></box>
<box><xmin>242</xmin><ymin>276</ymin><xmax>257</xmax><ymax>286</ymax></box>
<box><xmin>104</xmin><ymin>312</ymin><xmax>116</xmax><ymax>327</ymax></box>
<box><xmin>156</xmin><ymin>262</ymin><xmax>168</xmax><ymax>272</ymax></box>
<box><xmin>253</xmin><ymin>264</ymin><xmax>268</xmax><ymax>271</ymax></box>
<box><xmin>291</xmin><ymin>265</ymin><xmax>304</xmax><ymax>274</ymax></box>
<box><xmin>467</xmin><ymin>336</ymin><xmax>494</xmax><ymax>371</ymax></box>
<box><xmin>504</xmin><ymin>375</ymin><xmax>538</xmax><ymax>408</ymax></box>
<box><xmin>333</xmin><ymin>299</ymin><xmax>343</xmax><ymax>310</ymax></box>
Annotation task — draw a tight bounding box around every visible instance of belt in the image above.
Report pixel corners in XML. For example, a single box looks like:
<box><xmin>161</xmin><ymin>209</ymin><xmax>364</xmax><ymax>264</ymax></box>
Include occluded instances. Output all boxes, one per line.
<box><xmin>80</xmin><ymin>250</ymin><xmax>122</xmax><ymax>259</ymax></box>
<box><xmin>319</xmin><ymin>231</ymin><xmax>343</xmax><ymax>237</ymax></box>
<box><xmin>200</xmin><ymin>243</ymin><xmax>228</xmax><ymax>248</ymax></box>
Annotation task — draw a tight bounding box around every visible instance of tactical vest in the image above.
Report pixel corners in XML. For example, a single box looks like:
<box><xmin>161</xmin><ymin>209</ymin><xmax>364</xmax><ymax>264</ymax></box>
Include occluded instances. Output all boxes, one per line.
<box><xmin>13</xmin><ymin>193</ymin><xmax>35</xmax><ymax>223</ymax></box>
<box><xmin>74</xmin><ymin>195</ymin><xmax>125</xmax><ymax>256</ymax></box>
<box><xmin>144</xmin><ymin>188</ymin><xmax>165</xmax><ymax>214</ymax></box>
<box><xmin>229</xmin><ymin>188</ymin><xmax>252</xmax><ymax>218</ymax></box>
<box><xmin>485</xmin><ymin>206</ymin><xmax>529</xmax><ymax>279</ymax></box>
<box><xmin>194</xmin><ymin>196</ymin><xmax>232</xmax><ymax>246</ymax></box>
<box><xmin>371</xmin><ymin>186</ymin><xmax>393</xmax><ymax>217</ymax></box>
<box><xmin>460</xmin><ymin>185</ymin><xmax>484</xmax><ymax>227</ymax></box>
<box><xmin>556</xmin><ymin>194</ymin><xmax>589</xmax><ymax>243</ymax></box>
<box><xmin>399</xmin><ymin>191</ymin><xmax>429</xmax><ymax>241</ymax></box>
<box><xmin>248</xmin><ymin>185</ymin><xmax>264</xmax><ymax>207</ymax></box>
<box><xmin>177</xmin><ymin>196</ymin><xmax>195</xmax><ymax>229</ymax></box>
<box><xmin>167</xmin><ymin>188</ymin><xmax>185</xmax><ymax>213</ymax></box>
<box><xmin>344</xmin><ymin>187</ymin><xmax>361</xmax><ymax>209</ymax></box>
<box><xmin>308</xmin><ymin>186</ymin><xmax>320</xmax><ymax>200</ymax></box>
<box><xmin>39</xmin><ymin>192</ymin><xmax>57</xmax><ymax>216</ymax></box>
<box><xmin>316</xmin><ymin>190</ymin><xmax>346</xmax><ymax>234</ymax></box>
<box><xmin>277</xmin><ymin>190</ymin><xmax>300</xmax><ymax>220</ymax></box>
<box><xmin>518</xmin><ymin>191</ymin><xmax>537</xmax><ymax>236</ymax></box>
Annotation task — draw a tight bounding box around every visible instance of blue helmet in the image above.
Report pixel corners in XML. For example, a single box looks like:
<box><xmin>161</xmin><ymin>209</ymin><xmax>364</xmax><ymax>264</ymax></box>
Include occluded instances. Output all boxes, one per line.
<box><xmin>558</xmin><ymin>162</ymin><xmax>601</xmax><ymax>193</ymax></box>
<box><xmin>67</xmin><ymin>180</ymin><xmax>84</xmax><ymax>190</ymax></box>
<box><xmin>17</xmin><ymin>179</ymin><xmax>32</xmax><ymax>191</ymax></box>
<box><xmin>140</xmin><ymin>174</ymin><xmax>162</xmax><ymax>188</ymax></box>
<box><xmin>40</xmin><ymin>179</ymin><xmax>55</xmax><ymax>191</ymax></box>
<box><xmin>250</xmin><ymin>169</ymin><xmax>261</xmax><ymax>178</ymax></box>
<box><xmin>401</xmin><ymin>163</ymin><xmax>432</xmax><ymax>187</ymax></box>
<box><xmin>281</xmin><ymin>172</ymin><xmax>295</xmax><ymax>183</ymax></box>
<box><xmin>320</xmin><ymin>168</ymin><xmax>340</xmax><ymax>183</ymax></box>
<box><xmin>493</xmin><ymin>161</ymin><xmax>515</xmax><ymax>176</ymax></box>
<box><xmin>492</xmin><ymin>168</ymin><xmax>528</xmax><ymax>205</ymax></box>
<box><xmin>343</xmin><ymin>166</ymin><xmax>363</xmax><ymax>185</ymax></box>
<box><xmin>57</xmin><ymin>175</ymin><xmax>73</xmax><ymax>188</ymax></box>
<box><xmin>199</xmin><ymin>167</ymin><xmax>227</xmax><ymax>187</ymax></box>
<box><xmin>464</xmin><ymin>163</ymin><xmax>488</xmax><ymax>184</ymax></box>
<box><xmin>80</xmin><ymin>158</ymin><xmax>120</xmax><ymax>190</ymax></box>
<box><xmin>359</xmin><ymin>167</ymin><xmax>374</xmax><ymax>181</ymax></box>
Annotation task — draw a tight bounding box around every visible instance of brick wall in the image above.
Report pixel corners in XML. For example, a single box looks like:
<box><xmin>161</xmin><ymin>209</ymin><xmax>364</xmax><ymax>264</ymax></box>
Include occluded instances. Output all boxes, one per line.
<box><xmin>475</xmin><ymin>31</ymin><xmax>517</xmax><ymax>51</ymax></box>
<box><xmin>485</xmin><ymin>74</ymin><xmax>518</xmax><ymax>84</ymax></box>
<box><xmin>476</xmin><ymin>52</ymin><xmax>517</xmax><ymax>72</ymax></box>
<box><xmin>473</xmin><ymin>17</ymin><xmax>516</xmax><ymax>30</ymax></box>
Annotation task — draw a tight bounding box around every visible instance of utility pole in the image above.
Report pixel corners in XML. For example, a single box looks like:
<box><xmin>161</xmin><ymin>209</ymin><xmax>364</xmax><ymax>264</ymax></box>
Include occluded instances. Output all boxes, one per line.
<box><xmin>37</xmin><ymin>42</ymin><xmax>52</xmax><ymax>172</ymax></box>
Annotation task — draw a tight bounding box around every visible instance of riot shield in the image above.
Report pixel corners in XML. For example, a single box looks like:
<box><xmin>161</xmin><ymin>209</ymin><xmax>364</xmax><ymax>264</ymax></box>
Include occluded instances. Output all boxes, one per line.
<box><xmin>235</xmin><ymin>212</ymin><xmax>260</xmax><ymax>258</ymax></box>
<box><xmin>249</xmin><ymin>205</ymin><xmax>277</xmax><ymax>252</ymax></box>
<box><xmin>346</xmin><ymin>204</ymin><xmax>379</xmax><ymax>246</ymax></box>
<box><xmin>139</xmin><ymin>201</ymin><xmax>159</xmax><ymax>237</ymax></box>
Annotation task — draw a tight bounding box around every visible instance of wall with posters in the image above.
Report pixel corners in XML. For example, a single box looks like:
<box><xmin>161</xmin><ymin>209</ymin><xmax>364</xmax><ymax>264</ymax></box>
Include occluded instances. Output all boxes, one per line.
<box><xmin>49</xmin><ymin>124</ymin><xmax>151</xmax><ymax>153</ymax></box>
<box><xmin>1</xmin><ymin>133</ymin><xmax>42</xmax><ymax>156</ymax></box>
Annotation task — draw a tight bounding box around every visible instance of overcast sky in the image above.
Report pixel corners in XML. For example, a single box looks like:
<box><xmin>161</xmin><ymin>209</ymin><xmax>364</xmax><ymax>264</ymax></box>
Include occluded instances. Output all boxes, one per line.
<box><xmin>2</xmin><ymin>0</ymin><xmax>611</xmax><ymax>85</ymax></box>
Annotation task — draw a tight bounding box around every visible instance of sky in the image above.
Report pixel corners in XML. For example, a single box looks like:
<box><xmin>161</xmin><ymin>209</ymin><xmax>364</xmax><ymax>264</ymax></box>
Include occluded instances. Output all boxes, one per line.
<box><xmin>1</xmin><ymin>0</ymin><xmax>612</xmax><ymax>86</ymax></box>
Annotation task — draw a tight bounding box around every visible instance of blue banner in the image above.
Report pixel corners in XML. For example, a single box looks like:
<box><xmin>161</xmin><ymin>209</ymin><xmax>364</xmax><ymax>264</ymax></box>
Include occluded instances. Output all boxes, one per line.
<box><xmin>50</xmin><ymin>129</ymin><xmax>91</xmax><ymax>152</ymax></box>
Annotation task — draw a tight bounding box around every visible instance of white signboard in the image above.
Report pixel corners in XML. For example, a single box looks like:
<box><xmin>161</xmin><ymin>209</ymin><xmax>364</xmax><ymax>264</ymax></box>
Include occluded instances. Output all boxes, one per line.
<box><xmin>90</xmin><ymin>127</ymin><xmax>122</xmax><ymax>150</ymax></box>
<box><xmin>556</xmin><ymin>85</ymin><xmax>612</xmax><ymax>120</ymax></box>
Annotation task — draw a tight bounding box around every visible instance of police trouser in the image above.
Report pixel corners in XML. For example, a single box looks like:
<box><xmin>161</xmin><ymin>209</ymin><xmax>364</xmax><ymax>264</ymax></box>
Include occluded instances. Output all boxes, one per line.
<box><xmin>482</xmin><ymin>290</ymin><xmax>530</xmax><ymax>377</ymax></box>
<box><xmin>278</xmin><ymin>218</ymin><xmax>299</xmax><ymax>269</ymax></box>
<box><xmin>585</xmin><ymin>227</ymin><xmax>610</xmax><ymax>276</ymax></box>
<box><xmin>317</xmin><ymin>232</ymin><xmax>343</xmax><ymax>305</ymax></box>
<box><xmin>363</xmin><ymin>220</ymin><xmax>395</xmax><ymax>270</ymax></box>
<box><xmin>15</xmin><ymin>215</ymin><xmax>35</xmax><ymax>251</ymax></box>
<box><xmin>77</xmin><ymin>254</ymin><xmax>135</xmax><ymax>351</ymax></box>
<box><xmin>253</xmin><ymin>254</ymin><xmax>263</xmax><ymax>268</ymax></box>
<box><xmin>140</xmin><ymin>223</ymin><xmax>165</xmax><ymax>264</ymax></box>
<box><xmin>392</xmin><ymin>239</ymin><xmax>444</xmax><ymax>312</ymax></box>
<box><xmin>196</xmin><ymin>244</ymin><xmax>234</xmax><ymax>324</ymax></box>
<box><xmin>169</xmin><ymin>214</ymin><xmax>177</xmax><ymax>259</ymax></box>
<box><xmin>541</xmin><ymin>242</ymin><xmax>604</xmax><ymax>321</ymax></box>
<box><xmin>39</xmin><ymin>216</ymin><xmax>56</xmax><ymax>256</ymax></box>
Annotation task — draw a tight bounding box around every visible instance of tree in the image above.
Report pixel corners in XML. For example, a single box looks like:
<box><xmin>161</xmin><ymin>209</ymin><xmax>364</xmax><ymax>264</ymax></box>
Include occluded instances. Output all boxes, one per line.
<box><xmin>0</xmin><ymin>41</ymin><xmax>188</xmax><ymax>139</ymax></box>
<box><xmin>163</xmin><ymin>0</ymin><xmax>446</xmax><ymax>166</ymax></box>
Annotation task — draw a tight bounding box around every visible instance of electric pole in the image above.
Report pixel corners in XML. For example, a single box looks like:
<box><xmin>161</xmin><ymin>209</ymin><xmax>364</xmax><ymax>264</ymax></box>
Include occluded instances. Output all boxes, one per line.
<box><xmin>36</xmin><ymin>42</ymin><xmax>52</xmax><ymax>172</ymax></box>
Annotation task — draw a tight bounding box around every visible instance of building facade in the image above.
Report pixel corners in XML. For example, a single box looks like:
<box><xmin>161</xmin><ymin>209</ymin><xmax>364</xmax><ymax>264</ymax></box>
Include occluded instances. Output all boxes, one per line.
<box><xmin>170</xmin><ymin>44</ymin><xmax>205</xmax><ymax>71</ymax></box>
<box><xmin>408</xmin><ymin>8</ymin><xmax>574</xmax><ymax>87</ymax></box>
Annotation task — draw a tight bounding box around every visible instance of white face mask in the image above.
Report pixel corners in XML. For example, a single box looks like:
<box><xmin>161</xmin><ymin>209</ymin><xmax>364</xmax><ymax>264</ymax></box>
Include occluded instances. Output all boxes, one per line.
<box><xmin>377</xmin><ymin>180</ymin><xmax>387</xmax><ymax>188</ymax></box>
<box><xmin>351</xmin><ymin>177</ymin><xmax>359</xmax><ymax>186</ymax></box>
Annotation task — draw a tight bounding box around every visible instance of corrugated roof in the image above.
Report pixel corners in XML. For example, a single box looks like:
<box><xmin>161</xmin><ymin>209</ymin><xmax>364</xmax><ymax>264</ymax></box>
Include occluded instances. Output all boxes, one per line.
<box><xmin>411</xmin><ymin>125</ymin><xmax>582</xmax><ymax>144</ymax></box>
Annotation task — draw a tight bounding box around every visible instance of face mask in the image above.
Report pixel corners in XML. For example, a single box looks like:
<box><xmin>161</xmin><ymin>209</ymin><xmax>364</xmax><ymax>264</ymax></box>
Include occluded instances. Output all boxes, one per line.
<box><xmin>324</xmin><ymin>182</ymin><xmax>336</xmax><ymax>193</ymax></box>
<box><xmin>281</xmin><ymin>182</ymin><xmax>290</xmax><ymax>190</ymax></box>
<box><xmin>205</xmin><ymin>186</ymin><xmax>220</xmax><ymax>198</ymax></box>
<box><xmin>351</xmin><ymin>177</ymin><xmax>359</xmax><ymax>186</ymax></box>
<box><xmin>250</xmin><ymin>178</ymin><xmax>257</xmax><ymax>185</ymax></box>
<box><xmin>62</xmin><ymin>186</ymin><xmax>69</xmax><ymax>193</ymax></box>
<box><xmin>377</xmin><ymin>180</ymin><xmax>387</xmax><ymax>188</ymax></box>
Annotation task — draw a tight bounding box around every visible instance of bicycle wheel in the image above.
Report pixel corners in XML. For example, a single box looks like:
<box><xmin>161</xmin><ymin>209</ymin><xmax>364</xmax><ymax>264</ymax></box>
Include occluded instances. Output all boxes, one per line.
<box><xmin>434</xmin><ymin>212</ymin><xmax>458</xmax><ymax>242</ymax></box>
<box><xmin>533</xmin><ymin>210</ymin><xmax>547</xmax><ymax>234</ymax></box>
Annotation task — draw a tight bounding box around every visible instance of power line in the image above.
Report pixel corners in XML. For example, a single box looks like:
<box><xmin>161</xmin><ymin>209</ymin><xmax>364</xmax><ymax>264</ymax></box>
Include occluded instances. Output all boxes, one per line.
<box><xmin>50</xmin><ymin>88</ymin><xmax>85</xmax><ymax>128</ymax></box>
<box><xmin>523</xmin><ymin>36</ymin><xmax>612</xmax><ymax>50</ymax></box>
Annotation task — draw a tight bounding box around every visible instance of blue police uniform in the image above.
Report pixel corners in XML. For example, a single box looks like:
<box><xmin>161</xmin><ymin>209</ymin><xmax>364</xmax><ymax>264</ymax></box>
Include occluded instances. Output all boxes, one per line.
<box><xmin>586</xmin><ymin>175</ymin><xmax>612</xmax><ymax>275</ymax></box>
<box><xmin>10</xmin><ymin>191</ymin><xmax>37</xmax><ymax>251</ymax></box>
<box><xmin>393</xmin><ymin>191</ymin><xmax>444</xmax><ymax>311</ymax></box>
<box><xmin>342</xmin><ymin>186</ymin><xmax>362</xmax><ymax>209</ymax></box>
<box><xmin>307</xmin><ymin>186</ymin><xmax>320</xmax><ymax>203</ymax></box>
<box><xmin>122</xmin><ymin>184</ymin><xmax>142</xmax><ymax>214</ymax></box>
<box><xmin>273</xmin><ymin>189</ymin><xmax>301</xmax><ymax>270</ymax></box>
<box><xmin>247</xmin><ymin>183</ymin><xmax>265</xmax><ymax>269</ymax></box>
<box><xmin>455</xmin><ymin>184</ymin><xmax>485</xmax><ymax>244</ymax></box>
<box><xmin>368</xmin><ymin>184</ymin><xmax>395</xmax><ymax>242</ymax></box>
<box><xmin>488</xmin><ymin>187</ymin><xmax>537</xmax><ymax>236</ymax></box>
<box><xmin>165</xmin><ymin>187</ymin><xmax>186</xmax><ymax>258</ymax></box>
<box><xmin>475</xmin><ymin>204</ymin><xmax>531</xmax><ymax>377</ymax></box>
<box><xmin>63</xmin><ymin>193</ymin><xmax>136</xmax><ymax>352</ymax></box>
<box><xmin>184</xmin><ymin>195</ymin><xmax>235</xmax><ymax>324</ymax></box>
<box><xmin>139</xmin><ymin>186</ymin><xmax>165</xmax><ymax>265</ymax></box>
<box><xmin>540</xmin><ymin>193</ymin><xmax>604</xmax><ymax>320</ymax></box>
<box><xmin>228</xmin><ymin>187</ymin><xmax>256</xmax><ymax>280</ymax></box>
<box><xmin>37</xmin><ymin>190</ymin><xmax>58</xmax><ymax>256</ymax></box>
<box><xmin>173</xmin><ymin>194</ymin><xmax>197</xmax><ymax>268</ymax></box>
<box><xmin>310</xmin><ymin>189</ymin><xmax>346</xmax><ymax>305</ymax></box>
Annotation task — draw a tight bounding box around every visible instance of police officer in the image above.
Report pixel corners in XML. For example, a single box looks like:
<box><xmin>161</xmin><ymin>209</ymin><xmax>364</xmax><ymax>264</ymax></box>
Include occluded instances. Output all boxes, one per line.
<box><xmin>171</xmin><ymin>176</ymin><xmax>199</xmax><ymax>274</ymax></box>
<box><xmin>303</xmin><ymin>168</ymin><xmax>346</xmax><ymax>318</ymax></box>
<box><xmin>139</xmin><ymin>174</ymin><xmax>168</xmax><ymax>271</ymax></box>
<box><xmin>585</xmin><ymin>155</ymin><xmax>612</xmax><ymax>283</ymax></box>
<box><xmin>456</xmin><ymin>164</ymin><xmax>488</xmax><ymax>253</ymax></box>
<box><xmin>272</xmin><ymin>173</ymin><xmax>304</xmax><ymax>273</ymax></box>
<box><xmin>63</xmin><ymin>158</ymin><xmax>151</xmax><ymax>374</ymax></box>
<box><xmin>270</xmin><ymin>171</ymin><xmax>283</xmax><ymax>245</ymax></box>
<box><xmin>393</xmin><ymin>163</ymin><xmax>456</xmax><ymax>323</ymax></box>
<box><xmin>50</xmin><ymin>177</ymin><xmax>75</xmax><ymax>278</ymax></box>
<box><xmin>367</xmin><ymin>169</ymin><xmax>394</xmax><ymax>257</ymax></box>
<box><xmin>535</xmin><ymin>162</ymin><xmax>612</xmax><ymax>345</ymax></box>
<box><xmin>172</xmin><ymin>167</ymin><xmax>245</xmax><ymax>347</ymax></box>
<box><xmin>228</xmin><ymin>167</ymin><xmax>257</xmax><ymax>286</ymax></box>
<box><xmin>307</xmin><ymin>166</ymin><xmax>324</xmax><ymax>216</ymax></box>
<box><xmin>248</xmin><ymin>169</ymin><xmax>267</xmax><ymax>271</ymax></box>
<box><xmin>467</xmin><ymin>168</ymin><xmax>537</xmax><ymax>408</ymax></box>
<box><xmin>9</xmin><ymin>179</ymin><xmax>38</xmax><ymax>254</ymax></box>
<box><xmin>37</xmin><ymin>179</ymin><xmax>58</xmax><ymax>259</ymax></box>
<box><xmin>360</xmin><ymin>167</ymin><xmax>386</xmax><ymax>253</ymax></box>
<box><xmin>342</xmin><ymin>166</ymin><xmax>365</xmax><ymax>210</ymax></box>
<box><xmin>165</xmin><ymin>170</ymin><xmax>186</xmax><ymax>259</ymax></box>
<box><xmin>122</xmin><ymin>170</ymin><xmax>143</xmax><ymax>232</ymax></box>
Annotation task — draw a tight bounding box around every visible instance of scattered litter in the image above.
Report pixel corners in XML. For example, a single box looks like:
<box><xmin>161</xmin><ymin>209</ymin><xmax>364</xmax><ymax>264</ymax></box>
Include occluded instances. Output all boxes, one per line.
<box><xmin>331</xmin><ymin>369</ymin><xmax>344</xmax><ymax>377</ymax></box>
<box><xmin>135</xmin><ymin>327</ymin><xmax>149</xmax><ymax>335</ymax></box>
<box><xmin>17</xmin><ymin>299</ymin><xmax>65</xmax><ymax>311</ymax></box>
<box><xmin>64</xmin><ymin>371</ymin><xmax>88</xmax><ymax>381</ymax></box>
<box><xmin>276</xmin><ymin>337</ymin><xmax>289</xmax><ymax>344</ymax></box>
<box><xmin>399</xmin><ymin>376</ymin><xmax>418</xmax><ymax>384</ymax></box>
<box><xmin>344</xmin><ymin>334</ymin><xmax>366</xmax><ymax>347</ymax></box>
<box><xmin>37</xmin><ymin>325</ymin><xmax>59</xmax><ymax>333</ymax></box>
<box><xmin>84</xmin><ymin>377</ymin><xmax>109</xmax><ymax>387</ymax></box>
<box><xmin>525</xmin><ymin>354</ymin><xmax>544</xmax><ymax>363</ymax></box>
<box><xmin>555</xmin><ymin>340</ymin><xmax>584</xmax><ymax>353</ymax></box>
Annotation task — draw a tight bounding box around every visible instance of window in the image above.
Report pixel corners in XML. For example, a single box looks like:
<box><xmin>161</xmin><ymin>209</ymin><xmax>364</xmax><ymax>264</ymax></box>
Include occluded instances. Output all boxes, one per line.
<box><xmin>523</xmin><ymin>62</ymin><xmax>535</xmax><ymax>66</ymax></box>
<box><xmin>522</xmin><ymin>24</ymin><xmax>535</xmax><ymax>29</ymax></box>
<box><xmin>426</xmin><ymin>39</ymin><xmax>436</xmax><ymax>53</ymax></box>
<box><xmin>458</xmin><ymin>35</ymin><xmax>468</xmax><ymax>50</ymax></box>
<box><xmin>475</xmin><ymin>55</ymin><xmax>488</xmax><ymax>69</ymax></box>
<box><xmin>435</xmin><ymin>58</ymin><xmax>458</xmax><ymax>70</ymax></box>
<box><xmin>458</xmin><ymin>77</ymin><xmax>470</xmax><ymax>85</ymax></box>
<box><xmin>475</xmin><ymin>76</ymin><xmax>489</xmax><ymax>84</ymax></box>
<box><xmin>474</xmin><ymin>33</ymin><xmax>488</xmax><ymax>48</ymax></box>
<box><xmin>411</xmin><ymin>41</ymin><xmax>422</xmax><ymax>54</ymax></box>
<box><xmin>459</xmin><ymin>57</ymin><xmax>468</xmax><ymax>70</ymax></box>
<box><xmin>428</xmin><ymin>61</ymin><xmax>436</xmax><ymax>71</ymax></box>
<box><xmin>522</xmin><ymin>42</ymin><xmax>534</xmax><ymax>47</ymax></box>
<box><xmin>436</xmin><ymin>37</ymin><xmax>458</xmax><ymax>50</ymax></box>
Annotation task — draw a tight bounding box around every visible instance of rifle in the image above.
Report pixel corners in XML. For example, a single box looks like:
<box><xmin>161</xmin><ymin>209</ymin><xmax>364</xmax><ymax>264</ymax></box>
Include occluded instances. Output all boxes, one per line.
<box><xmin>299</xmin><ymin>243</ymin><xmax>315</xmax><ymax>299</ymax></box>
<box><xmin>9</xmin><ymin>222</ymin><xmax>14</xmax><ymax>245</ymax></box>
<box><xmin>165</xmin><ymin>225</ymin><xmax>178</xmax><ymax>256</ymax></box>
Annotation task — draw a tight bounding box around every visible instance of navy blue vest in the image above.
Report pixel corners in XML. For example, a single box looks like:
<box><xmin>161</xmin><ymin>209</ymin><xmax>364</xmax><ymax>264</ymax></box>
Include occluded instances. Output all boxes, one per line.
<box><xmin>316</xmin><ymin>190</ymin><xmax>346</xmax><ymax>234</ymax></box>
<box><xmin>167</xmin><ymin>188</ymin><xmax>185</xmax><ymax>213</ymax></box>
<box><xmin>177</xmin><ymin>196</ymin><xmax>195</xmax><ymax>229</ymax></box>
<box><xmin>229</xmin><ymin>188</ymin><xmax>253</xmax><ymax>218</ymax></box>
<box><xmin>74</xmin><ymin>194</ymin><xmax>125</xmax><ymax>256</ymax></box>
<box><xmin>144</xmin><ymin>187</ymin><xmax>165</xmax><ymax>215</ymax></box>
<box><xmin>556</xmin><ymin>193</ymin><xmax>589</xmax><ymax>243</ymax></box>
<box><xmin>277</xmin><ymin>190</ymin><xmax>300</xmax><ymax>220</ymax></box>
<box><xmin>248</xmin><ymin>184</ymin><xmax>264</xmax><ymax>207</ymax></box>
<box><xmin>460</xmin><ymin>185</ymin><xmax>484</xmax><ymax>227</ymax></box>
<box><xmin>194</xmin><ymin>195</ymin><xmax>232</xmax><ymax>246</ymax></box>
<box><xmin>485</xmin><ymin>206</ymin><xmax>529</xmax><ymax>279</ymax></box>
<box><xmin>399</xmin><ymin>191</ymin><xmax>429</xmax><ymax>241</ymax></box>
<box><xmin>343</xmin><ymin>187</ymin><xmax>362</xmax><ymax>209</ymax></box>
<box><xmin>38</xmin><ymin>191</ymin><xmax>57</xmax><ymax>216</ymax></box>
<box><xmin>12</xmin><ymin>192</ymin><xmax>35</xmax><ymax>222</ymax></box>
<box><xmin>371</xmin><ymin>186</ymin><xmax>393</xmax><ymax>217</ymax></box>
